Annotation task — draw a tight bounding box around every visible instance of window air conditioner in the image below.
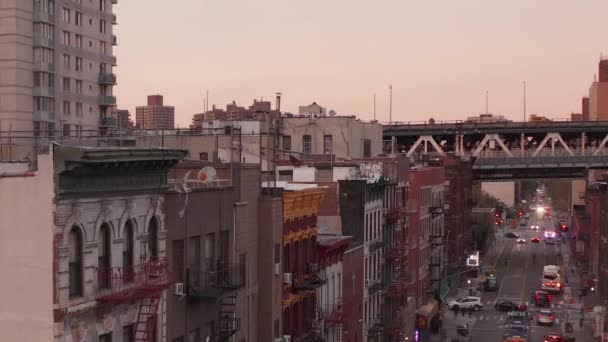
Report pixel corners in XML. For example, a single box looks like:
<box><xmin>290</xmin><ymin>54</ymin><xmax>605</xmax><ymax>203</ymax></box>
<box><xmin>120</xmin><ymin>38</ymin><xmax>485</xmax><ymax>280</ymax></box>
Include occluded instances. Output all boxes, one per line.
<box><xmin>274</xmin><ymin>263</ymin><xmax>281</xmax><ymax>275</ymax></box>
<box><xmin>283</xmin><ymin>273</ymin><xmax>293</xmax><ymax>285</ymax></box>
<box><xmin>173</xmin><ymin>283</ymin><xmax>185</xmax><ymax>296</ymax></box>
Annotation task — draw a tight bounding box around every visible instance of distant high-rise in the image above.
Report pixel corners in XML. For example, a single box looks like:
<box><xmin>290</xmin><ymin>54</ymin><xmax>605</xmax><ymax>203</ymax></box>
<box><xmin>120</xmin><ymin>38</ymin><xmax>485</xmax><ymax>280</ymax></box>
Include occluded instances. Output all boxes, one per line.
<box><xmin>135</xmin><ymin>95</ymin><xmax>175</xmax><ymax>129</ymax></box>
<box><xmin>116</xmin><ymin>109</ymin><xmax>133</xmax><ymax>129</ymax></box>
<box><xmin>589</xmin><ymin>58</ymin><xmax>608</xmax><ymax>121</ymax></box>
<box><xmin>0</xmin><ymin>0</ymin><xmax>118</xmax><ymax>156</ymax></box>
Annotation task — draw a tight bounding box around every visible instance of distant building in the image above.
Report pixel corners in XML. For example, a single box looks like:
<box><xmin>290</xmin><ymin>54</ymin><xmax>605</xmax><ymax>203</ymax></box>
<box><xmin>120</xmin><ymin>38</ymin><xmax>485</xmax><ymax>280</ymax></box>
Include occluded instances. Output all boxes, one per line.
<box><xmin>466</xmin><ymin>113</ymin><xmax>509</xmax><ymax>123</ymax></box>
<box><xmin>582</xmin><ymin>97</ymin><xmax>590</xmax><ymax>121</ymax></box>
<box><xmin>116</xmin><ymin>109</ymin><xmax>134</xmax><ymax>129</ymax></box>
<box><xmin>190</xmin><ymin>99</ymin><xmax>276</xmax><ymax>131</ymax></box>
<box><xmin>588</xmin><ymin>59</ymin><xmax>608</xmax><ymax>121</ymax></box>
<box><xmin>298</xmin><ymin>102</ymin><xmax>327</xmax><ymax>118</ymax></box>
<box><xmin>136</xmin><ymin>95</ymin><xmax>175</xmax><ymax>129</ymax></box>
<box><xmin>528</xmin><ymin>114</ymin><xmax>552</xmax><ymax>122</ymax></box>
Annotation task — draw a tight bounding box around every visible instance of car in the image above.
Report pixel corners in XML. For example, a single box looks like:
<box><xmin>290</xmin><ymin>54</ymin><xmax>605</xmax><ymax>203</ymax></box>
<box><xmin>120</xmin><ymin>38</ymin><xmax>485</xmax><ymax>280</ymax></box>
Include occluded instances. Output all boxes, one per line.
<box><xmin>504</xmin><ymin>324</ymin><xmax>530</xmax><ymax>341</ymax></box>
<box><xmin>543</xmin><ymin>333</ymin><xmax>570</xmax><ymax>342</ymax></box>
<box><xmin>517</xmin><ymin>238</ymin><xmax>526</xmax><ymax>244</ymax></box>
<box><xmin>537</xmin><ymin>309</ymin><xmax>556</xmax><ymax>325</ymax></box>
<box><xmin>447</xmin><ymin>296</ymin><xmax>483</xmax><ymax>311</ymax></box>
<box><xmin>531</xmin><ymin>225</ymin><xmax>540</xmax><ymax>230</ymax></box>
<box><xmin>505</xmin><ymin>232</ymin><xmax>521</xmax><ymax>238</ymax></box>
<box><xmin>531</xmin><ymin>237</ymin><xmax>540</xmax><ymax>243</ymax></box>
<box><xmin>506</xmin><ymin>311</ymin><xmax>530</xmax><ymax>325</ymax></box>
<box><xmin>532</xmin><ymin>290</ymin><xmax>553</xmax><ymax>307</ymax></box>
<box><xmin>495</xmin><ymin>300</ymin><xmax>527</xmax><ymax>312</ymax></box>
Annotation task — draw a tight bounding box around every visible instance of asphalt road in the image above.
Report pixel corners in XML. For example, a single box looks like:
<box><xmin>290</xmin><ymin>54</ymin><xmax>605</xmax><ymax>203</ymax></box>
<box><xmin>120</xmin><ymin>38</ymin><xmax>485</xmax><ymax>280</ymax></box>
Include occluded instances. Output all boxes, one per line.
<box><xmin>442</xmin><ymin>209</ymin><xmax>593</xmax><ymax>342</ymax></box>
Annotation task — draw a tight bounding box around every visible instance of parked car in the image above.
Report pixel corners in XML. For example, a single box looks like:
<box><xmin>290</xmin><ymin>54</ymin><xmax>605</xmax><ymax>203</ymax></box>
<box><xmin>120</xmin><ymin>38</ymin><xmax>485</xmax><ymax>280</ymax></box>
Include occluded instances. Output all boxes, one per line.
<box><xmin>517</xmin><ymin>238</ymin><xmax>526</xmax><ymax>244</ymax></box>
<box><xmin>447</xmin><ymin>296</ymin><xmax>483</xmax><ymax>311</ymax></box>
<box><xmin>495</xmin><ymin>300</ymin><xmax>527</xmax><ymax>312</ymax></box>
<box><xmin>537</xmin><ymin>309</ymin><xmax>556</xmax><ymax>326</ymax></box>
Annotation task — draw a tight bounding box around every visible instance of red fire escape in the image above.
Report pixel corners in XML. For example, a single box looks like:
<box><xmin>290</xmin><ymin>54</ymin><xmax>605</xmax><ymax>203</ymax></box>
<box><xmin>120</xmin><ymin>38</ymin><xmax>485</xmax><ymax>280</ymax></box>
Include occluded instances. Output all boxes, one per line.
<box><xmin>323</xmin><ymin>298</ymin><xmax>352</xmax><ymax>341</ymax></box>
<box><xmin>384</xmin><ymin>207</ymin><xmax>409</xmax><ymax>342</ymax></box>
<box><xmin>96</xmin><ymin>258</ymin><xmax>173</xmax><ymax>342</ymax></box>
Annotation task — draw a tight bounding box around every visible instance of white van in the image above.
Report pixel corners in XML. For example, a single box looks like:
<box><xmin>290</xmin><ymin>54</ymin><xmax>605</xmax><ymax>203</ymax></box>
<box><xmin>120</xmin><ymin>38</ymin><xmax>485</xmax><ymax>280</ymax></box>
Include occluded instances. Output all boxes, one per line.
<box><xmin>541</xmin><ymin>265</ymin><xmax>562</xmax><ymax>292</ymax></box>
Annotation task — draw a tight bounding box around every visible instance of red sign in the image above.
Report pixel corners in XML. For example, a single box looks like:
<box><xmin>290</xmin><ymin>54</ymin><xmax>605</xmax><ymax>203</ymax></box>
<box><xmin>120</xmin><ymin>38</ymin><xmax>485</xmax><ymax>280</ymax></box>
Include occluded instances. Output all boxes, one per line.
<box><xmin>416</xmin><ymin>314</ymin><xmax>428</xmax><ymax>330</ymax></box>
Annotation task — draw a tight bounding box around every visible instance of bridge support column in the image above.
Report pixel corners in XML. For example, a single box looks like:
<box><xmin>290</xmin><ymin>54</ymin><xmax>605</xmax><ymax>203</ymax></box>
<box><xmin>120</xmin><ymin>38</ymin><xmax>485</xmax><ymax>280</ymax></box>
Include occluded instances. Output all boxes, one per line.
<box><xmin>520</xmin><ymin>133</ymin><xmax>525</xmax><ymax>157</ymax></box>
<box><xmin>581</xmin><ymin>132</ymin><xmax>586</xmax><ymax>156</ymax></box>
<box><xmin>593</xmin><ymin>134</ymin><xmax>608</xmax><ymax>156</ymax></box>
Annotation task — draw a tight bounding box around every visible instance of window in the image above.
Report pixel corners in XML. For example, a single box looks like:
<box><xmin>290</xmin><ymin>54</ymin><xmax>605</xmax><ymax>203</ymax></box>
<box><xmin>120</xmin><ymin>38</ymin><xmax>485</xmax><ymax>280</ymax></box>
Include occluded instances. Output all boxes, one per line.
<box><xmin>62</xmin><ymin>77</ymin><xmax>70</xmax><ymax>92</ymax></box>
<box><xmin>147</xmin><ymin>218</ymin><xmax>158</xmax><ymax>260</ymax></box>
<box><xmin>62</xmin><ymin>7</ymin><xmax>70</xmax><ymax>23</ymax></box>
<box><xmin>75</xmin><ymin>80</ymin><xmax>82</xmax><ymax>94</ymax></box>
<box><xmin>75</xmin><ymin>124</ymin><xmax>82</xmax><ymax>137</ymax></box>
<box><xmin>62</xmin><ymin>123</ymin><xmax>70</xmax><ymax>137</ymax></box>
<box><xmin>75</xmin><ymin>11</ymin><xmax>82</xmax><ymax>26</ymax></box>
<box><xmin>68</xmin><ymin>227</ymin><xmax>83</xmax><ymax>298</ymax></box>
<box><xmin>99</xmin><ymin>0</ymin><xmax>106</xmax><ymax>12</ymax></box>
<box><xmin>100</xmin><ymin>19</ymin><xmax>106</xmax><ymax>33</ymax></box>
<box><xmin>98</xmin><ymin>223</ymin><xmax>111</xmax><ymax>288</ymax></box>
<box><xmin>75</xmin><ymin>57</ymin><xmax>82</xmax><ymax>71</ymax></box>
<box><xmin>99</xmin><ymin>333</ymin><xmax>112</xmax><ymax>342</ymax></box>
<box><xmin>283</xmin><ymin>245</ymin><xmax>289</xmax><ymax>275</ymax></box>
<box><xmin>63</xmin><ymin>54</ymin><xmax>70</xmax><ymax>70</ymax></box>
<box><xmin>323</xmin><ymin>135</ymin><xmax>333</xmax><ymax>154</ymax></box>
<box><xmin>63</xmin><ymin>101</ymin><xmax>70</xmax><ymax>116</ymax></box>
<box><xmin>34</xmin><ymin>96</ymin><xmax>54</xmax><ymax>112</ymax></box>
<box><xmin>188</xmin><ymin>236</ymin><xmax>201</xmax><ymax>287</ymax></box>
<box><xmin>204</xmin><ymin>233</ymin><xmax>215</xmax><ymax>267</ymax></box>
<box><xmin>122</xmin><ymin>325</ymin><xmax>133</xmax><ymax>342</ymax></box>
<box><xmin>33</xmin><ymin>72</ymin><xmax>54</xmax><ymax>88</ymax></box>
<box><xmin>100</xmin><ymin>41</ymin><xmax>107</xmax><ymax>55</ymax></box>
<box><xmin>34</xmin><ymin>47</ymin><xmax>54</xmax><ymax>64</ymax></box>
<box><xmin>274</xmin><ymin>319</ymin><xmax>280</xmax><ymax>339</ymax></box>
<box><xmin>75</xmin><ymin>34</ymin><xmax>82</xmax><ymax>48</ymax></box>
<box><xmin>33</xmin><ymin>22</ymin><xmax>54</xmax><ymax>40</ymax></box>
<box><xmin>75</xmin><ymin>102</ymin><xmax>83</xmax><ymax>116</ymax></box>
<box><xmin>293</xmin><ymin>241</ymin><xmax>299</xmax><ymax>275</ymax></box>
<box><xmin>172</xmin><ymin>239</ymin><xmax>185</xmax><ymax>282</ymax></box>
<box><xmin>363</xmin><ymin>139</ymin><xmax>371</xmax><ymax>158</ymax></box>
<box><xmin>123</xmin><ymin>221</ymin><xmax>134</xmax><ymax>282</ymax></box>
<box><xmin>199</xmin><ymin>152</ymin><xmax>208</xmax><ymax>161</ymax></box>
<box><xmin>282</xmin><ymin>135</ymin><xmax>291</xmax><ymax>150</ymax></box>
<box><xmin>62</xmin><ymin>31</ymin><xmax>70</xmax><ymax>45</ymax></box>
<box><xmin>302</xmin><ymin>135</ymin><xmax>312</xmax><ymax>156</ymax></box>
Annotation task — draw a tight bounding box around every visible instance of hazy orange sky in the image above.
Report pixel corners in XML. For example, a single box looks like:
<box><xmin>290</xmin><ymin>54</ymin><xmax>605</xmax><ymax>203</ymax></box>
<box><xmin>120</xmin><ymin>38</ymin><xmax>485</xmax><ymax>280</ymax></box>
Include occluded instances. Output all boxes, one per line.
<box><xmin>115</xmin><ymin>0</ymin><xmax>608</xmax><ymax>127</ymax></box>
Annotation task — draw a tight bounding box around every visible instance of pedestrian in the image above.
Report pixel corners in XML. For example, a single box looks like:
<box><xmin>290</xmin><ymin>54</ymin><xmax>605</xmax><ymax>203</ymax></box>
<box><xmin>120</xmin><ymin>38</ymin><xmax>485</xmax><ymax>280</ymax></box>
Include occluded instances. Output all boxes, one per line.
<box><xmin>579</xmin><ymin>317</ymin><xmax>584</xmax><ymax>328</ymax></box>
<box><xmin>461</xmin><ymin>307</ymin><xmax>465</xmax><ymax>317</ymax></box>
<box><xmin>453</xmin><ymin>306</ymin><xmax>458</xmax><ymax>317</ymax></box>
<box><xmin>468</xmin><ymin>307</ymin><xmax>472</xmax><ymax>318</ymax></box>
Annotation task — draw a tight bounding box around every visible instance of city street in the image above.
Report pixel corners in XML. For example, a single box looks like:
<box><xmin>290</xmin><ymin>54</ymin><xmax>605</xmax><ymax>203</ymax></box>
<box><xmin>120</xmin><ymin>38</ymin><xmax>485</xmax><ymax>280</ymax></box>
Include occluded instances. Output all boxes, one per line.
<box><xmin>440</xmin><ymin>205</ymin><xmax>594</xmax><ymax>342</ymax></box>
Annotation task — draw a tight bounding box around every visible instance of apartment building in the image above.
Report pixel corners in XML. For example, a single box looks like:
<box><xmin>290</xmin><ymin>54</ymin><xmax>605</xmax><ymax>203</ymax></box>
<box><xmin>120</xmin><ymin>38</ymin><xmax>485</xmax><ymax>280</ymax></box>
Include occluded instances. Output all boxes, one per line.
<box><xmin>0</xmin><ymin>0</ymin><xmax>118</xmax><ymax>158</ymax></box>
<box><xmin>136</xmin><ymin>95</ymin><xmax>175</xmax><ymax>130</ymax></box>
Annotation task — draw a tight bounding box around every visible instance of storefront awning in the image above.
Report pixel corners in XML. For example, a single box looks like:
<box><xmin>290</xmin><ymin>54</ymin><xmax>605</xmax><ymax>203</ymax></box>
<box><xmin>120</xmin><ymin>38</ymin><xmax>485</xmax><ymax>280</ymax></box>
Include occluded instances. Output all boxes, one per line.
<box><xmin>415</xmin><ymin>299</ymin><xmax>439</xmax><ymax>330</ymax></box>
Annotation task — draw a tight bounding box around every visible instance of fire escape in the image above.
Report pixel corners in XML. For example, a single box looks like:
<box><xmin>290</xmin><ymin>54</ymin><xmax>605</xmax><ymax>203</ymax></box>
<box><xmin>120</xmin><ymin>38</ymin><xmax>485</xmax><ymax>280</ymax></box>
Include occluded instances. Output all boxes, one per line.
<box><xmin>96</xmin><ymin>258</ymin><xmax>172</xmax><ymax>342</ymax></box>
<box><xmin>188</xmin><ymin>262</ymin><xmax>245</xmax><ymax>342</ymax></box>
<box><xmin>294</xmin><ymin>263</ymin><xmax>325</xmax><ymax>342</ymax></box>
<box><xmin>429</xmin><ymin>204</ymin><xmax>448</xmax><ymax>289</ymax></box>
<box><xmin>383</xmin><ymin>207</ymin><xmax>410</xmax><ymax>342</ymax></box>
<box><xmin>323</xmin><ymin>298</ymin><xmax>352</xmax><ymax>342</ymax></box>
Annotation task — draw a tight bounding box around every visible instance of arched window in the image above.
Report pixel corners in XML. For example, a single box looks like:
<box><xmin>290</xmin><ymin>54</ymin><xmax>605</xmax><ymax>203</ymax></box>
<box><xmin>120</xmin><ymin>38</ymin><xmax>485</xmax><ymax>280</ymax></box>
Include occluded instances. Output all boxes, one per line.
<box><xmin>68</xmin><ymin>226</ymin><xmax>83</xmax><ymax>298</ymax></box>
<box><xmin>148</xmin><ymin>218</ymin><xmax>158</xmax><ymax>260</ymax></box>
<box><xmin>123</xmin><ymin>221</ymin><xmax>134</xmax><ymax>282</ymax></box>
<box><xmin>98</xmin><ymin>223</ymin><xmax>111</xmax><ymax>288</ymax></box>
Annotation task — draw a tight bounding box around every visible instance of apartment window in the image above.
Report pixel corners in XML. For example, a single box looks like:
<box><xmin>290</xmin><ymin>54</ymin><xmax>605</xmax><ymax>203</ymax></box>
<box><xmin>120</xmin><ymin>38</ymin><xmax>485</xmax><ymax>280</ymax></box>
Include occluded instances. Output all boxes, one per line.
<box><xmin>63</xmin><ymin>54</ymin><xmax>70</xmax><ymax>70</ymax></box>
<box><xmin>75</xmin><ymin>34</ymin><xmax>82</xmax><ymax>48</ymax></box>
<box><xmin>34</xmin><ymin>47</ymin><xmax>54</xmax><ymax>64</ymax></box>
<box><xmin>188</xmin><ymin>236</ymin><xmax>201</xmax><ymax>287</ymax></box>
<box><xmin>99</xmin><ymin>0</ymin><xmax>106</xmax><ymax>12</ymax></box>
<box><xmin>75</xmin><ymin>12</ymin><xmax>82</xmax><ymax>26</ymax></box>
<box><xmin>75</xmin><ymin>57</ymin><xmax>82</xmax><ymax>71</ymax></box>
<box><xmin>274</xmin><ymin>243</ymin><xmax>281</xmax><ymax>264</ymax></box>
<box><xmin>302</xmin><ymin>134</ymin><xmax>312</xmax><ymax>156</ymax></box>
<box><xmin>199</xmin><ymin>152</ymin><xmax>208</xmax><ymax>161</ymax></box>
<box><xmin>274</xmin><ymin>319</ymin><xmax>280</xmax><ymax>339</ymax></box>
<box><xmin>99</xmin><ymin>333</ymin><xmax>112</xmax><ymax>342</ymax></box>
<box><xmin>148</xmin><ymin>217</ymin><xmax>158</xmax><ymax>260</ymax></box>
<box><xmin>100</xmin><ymin>41</ymin><xmax>107</xmax><ymax>55</ymax></box>
<box><xmin>363</xmin><ymin>139</ymin><xmax>371</xmax><ymax>158</ymax></box>
<box><xmin>283</xmin><ymin>245</ymin><xmax>290</xmax><ymax>275</ymax></box>
<box><xmin>33</xmin><ymin>72</ymin><xmax>54</xmax><ymax>88</ymax></box>
<box><xmin>62</xmin><ymin>77</ymin><xmax>70</xmax><ymax>92</ymax></box>
<box><xmin>34</xmin><ymin>96</ymin><xmax>54</xmax><ymax>112</ymax></box>
<box><xmin>63</xmin><ymin>101</ymin><xmax>70</xmax><ymax>116</ymax></box>
<box><xmin>68</xmin><ymin>226</ymin><xmax>83</xmax><ymax>298</ymax></box>
<box><xmin>75</xmin><ymin>102</ymin><xmax>83</xmax><ymax>116</ymax></box>
<box><xmin>172</xmin><ymin>239</ymin><xmax>185</xmax><ymax>282</ymax></box>
<box><xmin>36</xmin><ymin>0</ymin><xmax>55</xmax><ymax>13</ymax></box>
<box><xmin>204</xmin><ymin>233</ymin><xmax>215</xmax><ymax>267</ymax></box>
<box><xmin>282</xmin><ymin>135</ymin><xmax>291</xmax><ymax>150</ymax></box>
<box><xmin>98</xmin><ymin>223</ymin><xmax>111</xmax><ymax>288</ymax></box>
<box><xmin>293</xmin><ymin>241</ymin><xmax>299</xmax><ymax>275</ymax></box>
<box><xmin>75</xmin><ymin>80</ymin><xmax>82</xmax><ymax>94</ymax></box>
<box><xmin>122</xmin><ymin>325</ymin><xmax>133</xmax><ymax>342</ymax></box>
<box><xmin>100</xmin><ymin>19</ymin><xmax>106</xmax><ymax>33</ymax></box>
<box><xmin>62</xmin><ymin>123</ymin><xmax>70</xmax><ymax>137</ymax></box>
<box><xmin>75</xmin><ymin>124</ymin><xmax>82</xmax><ymax>137</ymax></box>
<box><xmin>34</xmin><ymin>22</ymin><xmax>54</xmax><ymax>39</ymax></box>
<box><xmin>62</xmin><ymin>31</ymin><xmax>70</xmax><ymax>45</ymax></box>
<box><xmin>323</xmin><ymin>135</ymin><xmax>333</xmax><ymax>154</ymax></box>
<box><xmin>62</xmin><ymin>7</ymin><xmax>70</xmax><ymax>23</ymax></box>
<box><xmin>123</xmin><ymin>221</ymin><xmax>134</xmax><ymax>282</ymax></box>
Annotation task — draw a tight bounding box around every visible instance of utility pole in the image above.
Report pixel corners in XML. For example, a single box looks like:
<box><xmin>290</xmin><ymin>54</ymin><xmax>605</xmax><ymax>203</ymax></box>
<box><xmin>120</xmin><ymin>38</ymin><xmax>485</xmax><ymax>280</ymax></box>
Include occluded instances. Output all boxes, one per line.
<box><xmin>373</xmin><ymin>92</ymin><xmax>376</xmax><ymax>121</ymax></box>
<box><xmin>523</xmin><ymin>81</ymin><xmax>527</xmax><ymax>122</ymax></box>
<box><xmin>389</xmin><ymin>85</ymin><xmax>393</xmax><ymax>125</ymax></box>
<box><xmin>485</xmin><ymin>90</ymin><xmax>489</xmax><ymax>114</ymax></box>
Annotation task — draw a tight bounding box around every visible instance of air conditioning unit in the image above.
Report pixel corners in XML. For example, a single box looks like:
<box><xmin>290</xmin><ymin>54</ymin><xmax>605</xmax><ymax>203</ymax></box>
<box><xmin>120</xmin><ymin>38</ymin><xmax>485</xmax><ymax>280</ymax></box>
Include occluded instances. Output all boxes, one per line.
<box><xmin>364</xmin><ymin>279</ymin><xmax>371</xmax><ymax>288</ymax></box>
<box><xmin>283</xmin><ymin>273</ymin><xmax>293</xmax><ymax>285</ymax></box>
<box><xmin>173</xmin><ymin>283</ymin><xmax>185</xmax><ymax>296</ymax></box>
<box><xmin>283</xmin><ymin>335</ymin><xmax>292</xmax><ymax>342</ymax></box>
<box><xmin>274</xmin><ymin>263</ymin><xmax>281</xmax><ymax>275</ymax></box>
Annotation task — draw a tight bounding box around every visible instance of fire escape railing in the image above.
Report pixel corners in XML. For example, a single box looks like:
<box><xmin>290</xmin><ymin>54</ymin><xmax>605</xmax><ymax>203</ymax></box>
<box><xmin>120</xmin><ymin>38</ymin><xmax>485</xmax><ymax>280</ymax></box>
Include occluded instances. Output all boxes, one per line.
<box><xmin>96</xmin><ymin>258</ymin><xmax>172</xmax><ymax>302</ymax></box>
<box><xmin>188</xmin><ymin>263</ymin><xmax>245</xmax><ymax>299</ymax></box>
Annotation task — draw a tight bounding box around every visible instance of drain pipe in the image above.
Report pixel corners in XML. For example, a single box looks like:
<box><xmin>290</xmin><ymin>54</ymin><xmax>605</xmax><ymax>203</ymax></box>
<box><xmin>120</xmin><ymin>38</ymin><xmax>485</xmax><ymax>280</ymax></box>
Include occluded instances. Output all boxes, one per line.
<box><xmin>233</xmin><ymin>201</ymin><xmax>248</xmax><ymax>342</ymax></box>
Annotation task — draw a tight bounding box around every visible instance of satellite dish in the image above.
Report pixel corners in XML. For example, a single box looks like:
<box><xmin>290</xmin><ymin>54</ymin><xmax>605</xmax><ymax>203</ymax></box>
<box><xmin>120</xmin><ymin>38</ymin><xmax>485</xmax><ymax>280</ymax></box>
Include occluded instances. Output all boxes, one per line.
<box><xmin>197</xmin><ymin>166</ymin><xmax>217</xmax><ymax>182</ymax></box>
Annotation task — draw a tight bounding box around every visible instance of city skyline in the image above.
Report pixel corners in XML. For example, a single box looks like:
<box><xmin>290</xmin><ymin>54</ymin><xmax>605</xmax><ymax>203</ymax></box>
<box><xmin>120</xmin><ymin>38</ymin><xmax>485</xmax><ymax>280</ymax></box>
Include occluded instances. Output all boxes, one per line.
<box><xmin>115</xmin><ymin>0</ymin><xmax>608</xmax><ymax>127</ymax></box>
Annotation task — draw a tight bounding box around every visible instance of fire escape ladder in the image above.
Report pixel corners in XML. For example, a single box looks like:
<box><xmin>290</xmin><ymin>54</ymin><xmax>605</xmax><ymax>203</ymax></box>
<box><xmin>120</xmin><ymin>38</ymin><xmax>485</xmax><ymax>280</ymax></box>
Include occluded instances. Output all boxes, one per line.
<box><xmin>132</xmin><ymin>294</ymin><xmax>160</xmax><ymax>342</ymax></box>
<box><xmin>215</xmin><ymin>294</ymin><xmax>240</xmax><ymax>341</ymax></box>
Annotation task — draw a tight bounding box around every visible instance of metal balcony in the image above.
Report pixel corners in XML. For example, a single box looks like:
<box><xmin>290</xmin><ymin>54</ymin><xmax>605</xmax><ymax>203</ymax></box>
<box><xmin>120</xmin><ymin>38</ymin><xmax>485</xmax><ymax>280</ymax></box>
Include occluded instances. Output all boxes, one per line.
<box><xmin>112</xmin><ymin>14</ymin><xmax>117</xmax><ymax>25</ymax></box>
<box><xmin>98</xmin><ymin>72</ymin><xmax>117</xmax><ymax>85</ymax></box>
<box><xmin>100</xmin><ymin>116</ymin><xmax>117</xmax><ymax>127</ymax></box>
<box><xmin>367</xmin><ymin>276</ymin><xmax>386</xmax><ymax>295</ymax></box>
<box><xmin>33</xmin><ymin>4</ymin><xmax>55</xmax><ymax>23</ymax></box>
<box><xmin>112</xmin><ymin>35</ymin><xmax>117</xmax><ymax>45</ymax></box>
<box><xmin>369</xmin><ymin>238</ymin><xmax>384</xmax><ymax>252</ymax></box>
<box><xmin>111</xmin><ymin>0</ymin><xmax>117</xmax><ymax>4</ymax></box>
<box><xmin>112</xmin><ymin>56</ymin><xmax>117</xmax><ymax>66</ymax></box>
<box><xmin>293</xmin><ymin>264</ymin><xmax>325</xmax><ymax>290</ymax></box>
<box><xmin>99</xmin><ymin>95</ymin><xmax>117</xmax><ymax>106</ymax></box>
<box><xmin>188</xmin><ymin>264</ymin><xmax>245</xmax><ymax>299</ymax></box>
<box><xmin>33</xmin><ymin>61</ymin><xmax>55</xmax><ymax>73</ymax></box>
<box><xmin>33</xmin><ymin>110</ymin><xmax>55</xmax><ymax>122</ymax></box>
<box><xmin>33</xmin><ymin>35</ymin><xmax>54</xmax><ymax>48</ymax></box>
<box><xmin>96</xmin><ymin>258</ymin><xmax>172</xmax><ymax>303</ymax></box>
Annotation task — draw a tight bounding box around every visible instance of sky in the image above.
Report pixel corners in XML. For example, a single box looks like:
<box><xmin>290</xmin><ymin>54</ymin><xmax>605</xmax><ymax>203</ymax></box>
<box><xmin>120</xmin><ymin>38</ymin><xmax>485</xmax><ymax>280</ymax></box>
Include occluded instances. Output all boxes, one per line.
<box><xmin>114</xmin><ymin>0</ymin><xmax>608</xmax><ymax>127</ymax></box>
